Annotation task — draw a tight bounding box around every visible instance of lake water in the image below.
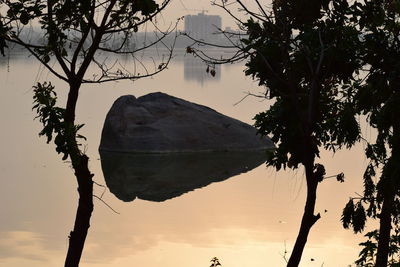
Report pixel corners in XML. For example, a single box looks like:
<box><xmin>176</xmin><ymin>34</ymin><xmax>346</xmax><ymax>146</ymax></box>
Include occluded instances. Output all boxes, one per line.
<box><xmin>0</xmin><ymin>52</ymin><xmax>373</xmax><ymax>267</ymax></box>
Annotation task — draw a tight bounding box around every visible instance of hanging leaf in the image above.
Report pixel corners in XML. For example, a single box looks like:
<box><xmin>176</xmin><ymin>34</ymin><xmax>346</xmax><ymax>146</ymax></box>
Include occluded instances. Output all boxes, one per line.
<box><xmin>342</xmin><ymin>198</ymin><xmax>355</xmax><ymax>229</ymax></box>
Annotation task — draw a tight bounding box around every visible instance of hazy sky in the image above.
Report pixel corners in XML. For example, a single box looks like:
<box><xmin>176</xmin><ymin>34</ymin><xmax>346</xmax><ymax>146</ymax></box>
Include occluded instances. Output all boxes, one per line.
<box><xmin>0</xmin><ymin>0</ymin><xmax>274</xmax><ymax>31</ymax></box>
<box><xmin>160</xmin><ymin>0</ymin><xmax>274</xmax><ymax>29</ymax></box>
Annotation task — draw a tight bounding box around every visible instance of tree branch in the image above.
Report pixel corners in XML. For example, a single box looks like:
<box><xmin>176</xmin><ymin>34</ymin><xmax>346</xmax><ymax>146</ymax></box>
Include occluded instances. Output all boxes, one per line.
<box><xmin>70</xmin><ymin>0</ymin><xmax>96</xmax><ymax>74</ymax></box>
<box><xmin>47</xmin><ymin>0</ymin><xmax>71</xmax><ymax>79</ymax></box>
<box><xmin>5</xmin><ymin>37</ymin><xmax>69</xmax><ymax>82</ymax></box>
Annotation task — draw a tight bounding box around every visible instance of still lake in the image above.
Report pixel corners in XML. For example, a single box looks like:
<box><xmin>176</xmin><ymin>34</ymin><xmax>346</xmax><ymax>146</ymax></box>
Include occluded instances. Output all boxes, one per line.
<box><xmin>0</xmin><ymin>51</ymin><xmax>371</xmax><ymax>267</ymax></box>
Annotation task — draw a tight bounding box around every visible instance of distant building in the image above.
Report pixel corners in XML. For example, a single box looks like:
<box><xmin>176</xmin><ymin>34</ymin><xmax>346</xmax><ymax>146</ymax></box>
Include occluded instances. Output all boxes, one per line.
<box><xmin>184</xmin><ymin>12</ymin><xmax>222</xmax><ymax>42</ymax></box>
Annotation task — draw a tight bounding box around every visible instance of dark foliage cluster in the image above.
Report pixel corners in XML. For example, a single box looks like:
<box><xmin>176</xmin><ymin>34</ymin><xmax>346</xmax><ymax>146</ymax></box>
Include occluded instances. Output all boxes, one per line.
<box><xmin>228</xmin><ymin>2</ymin><xmax>400</xmax><ymax>265</ymax></box>
<box><xmin>338</xmin><ymin>3</ymin><xmax>400</xmax><ymax>262</ymax></box>
<box><xmin>187</xmin><ymin>0</ymin><xmax>400</xmax><ymax>266</ymax></box>
<box><xmin>247</xmin><ymin>0</ymin><xmax>362</xmax><ymax>171</ymax></box>
<box><xmin>355</xmin><ymin>228</ymin><xmax>400</xmax><ymax>266</ymax></box>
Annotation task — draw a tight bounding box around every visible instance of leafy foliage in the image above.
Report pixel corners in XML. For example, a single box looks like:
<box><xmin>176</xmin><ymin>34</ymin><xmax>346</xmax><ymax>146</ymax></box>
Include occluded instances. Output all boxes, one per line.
<box><xmin>339</xmin><ymin>0</ymin><xmax>400</xmax><ymax>233</ymax></box>
<box><xmin>32</xmin><ymin>82</ymin><xmax>85</xmax><ymax>160</ymax></box>
<box><xmin>342</xmin><ymin>199</ymin><xmax>366</xmax><ymax>233</ymax></box>
<box><xmin>355</xmin><ymin>228</ymin><xmax>400</xmax><ymax>267</ymax></box>
<box><xmin>336</xmin><ymin>1</ymin><xmax>400</xmax><ymax>265</ymax></box>
<box><xmin>189</xmin><ymin>0</ymin><xmax>400</xmax><ymax>265</ymax></box>
<box><xmin>356</xmin><ymin>230</ymin><xmax>379</xmax><ymax>267</ymax></box>
<box><xmin>227</xmin><ymin>1</ymin><xmax>365</xmax><ymax>266</ymax></box>
<box><xmin>247</xmin><ymin>1</ymin><xmax>363</xmax><ymax>171</ymax></box>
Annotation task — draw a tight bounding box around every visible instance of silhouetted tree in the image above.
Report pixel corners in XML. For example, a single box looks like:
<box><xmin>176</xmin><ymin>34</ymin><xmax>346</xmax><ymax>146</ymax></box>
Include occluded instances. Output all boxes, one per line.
<box><xmin>341</xmin><ymin>1</ymin><xmax>400</xmax><ymax>266</ymax></box>
<box><xmin>186</xmin><ymin>1</ymin><xmax>363</xmax><ymax>266</ymax></box>
<box><xmin>0</xmin><ymin>0</ymin><xmax>175</xmax><ymax>266</ymax></box>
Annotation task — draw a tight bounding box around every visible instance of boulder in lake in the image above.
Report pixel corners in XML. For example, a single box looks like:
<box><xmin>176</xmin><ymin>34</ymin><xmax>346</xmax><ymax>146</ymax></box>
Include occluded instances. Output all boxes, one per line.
<box><xmin>99</xmin><ymin>92</ymin><xmax>273</xmax><ymax>153</ymax></box>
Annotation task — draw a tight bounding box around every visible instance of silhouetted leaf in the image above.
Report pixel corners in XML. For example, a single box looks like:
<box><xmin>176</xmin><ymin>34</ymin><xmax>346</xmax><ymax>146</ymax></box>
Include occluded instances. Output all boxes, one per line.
<box><xmin>352</xmin><ymin>203</ymin><xmax>366</xmax><ymax>233</ymax></box>
<box><xmin>210</xmin><ymin>69</ymin><xmax>216</xmax><ymax>77</ymax></box>
<box><xmin>342</xmin><ymin>198</ymin><xmax>354</xmax><ymax>229</ymax></box>
<box><xmin>336</xmin><ymin>173</ymin><xmax>345</xmax><ymax>183</ymax></box>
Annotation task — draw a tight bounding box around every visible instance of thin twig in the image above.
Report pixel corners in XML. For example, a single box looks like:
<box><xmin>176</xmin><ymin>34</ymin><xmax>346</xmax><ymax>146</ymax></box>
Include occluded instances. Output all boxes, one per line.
<box><xmin>93</xmin><ymin>180</ymin><xmax>107</xmax><ymax>199</ymax></box>
<box><xmin>93</xmin><ymin>195</ymin><xmax>120</xmax><ymax>214</ymax></box>
<box><xmin>233</xmin><ymin>91</ymin><xmax>267</xmax><ymax>106</ymax></box>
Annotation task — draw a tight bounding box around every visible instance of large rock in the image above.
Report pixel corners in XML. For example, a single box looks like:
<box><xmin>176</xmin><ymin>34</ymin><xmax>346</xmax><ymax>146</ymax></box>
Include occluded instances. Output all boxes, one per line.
<box><xmin>99</xmin><ymin>92</ymin><xmax>273</xmax><ymax>153</ymax></box>
<box><xmin>100</xmin><ymin>150</ymin><xmax>267</xmax><ymax>202</ymax></box>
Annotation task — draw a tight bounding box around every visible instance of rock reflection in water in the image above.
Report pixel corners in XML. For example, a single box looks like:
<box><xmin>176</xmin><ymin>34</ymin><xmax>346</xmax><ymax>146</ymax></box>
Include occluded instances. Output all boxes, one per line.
<box><xmin>100</xmin><ymin>151</ymin><xmax>267</xmax><ymax>202</ymax></box>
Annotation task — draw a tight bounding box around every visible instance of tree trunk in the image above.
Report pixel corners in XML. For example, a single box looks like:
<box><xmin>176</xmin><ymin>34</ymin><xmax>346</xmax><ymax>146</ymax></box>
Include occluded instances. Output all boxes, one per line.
<box><xmin>64</xmin><ymin>155</ymin><xmax>94</xmax><ymax>267</ymax></box>
<box><xmin>375</xmin><ymin>190</ymin><xmax>394</xmax><ymax>267</ymax></box>
<box><xmin>65</xmin><ymin>82</ymin><xmax>80</xmax><ymax>124</ymax></box>
<box><xmin>376</xmin><ymin>111</ymin><xmax>400</xmax><ymax>267</ymax></box>
<box><xmin>287</xmin><ymin>164</ymin><xmax>320</xmax><ymax>267</ymax></box>
<box><xmin>63</xmin><ymin>82</ymin><xmax>94</xmax><ymax>267</ymax></box>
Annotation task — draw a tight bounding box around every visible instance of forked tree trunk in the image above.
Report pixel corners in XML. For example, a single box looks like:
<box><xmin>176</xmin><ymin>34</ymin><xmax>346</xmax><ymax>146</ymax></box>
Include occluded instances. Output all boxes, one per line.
<box><xmin>287</xmin><ymin>163</ymin><xmax>320</xmax><ymax>267</ymax></box>
<box><xmin>64</xmin><ymin>155</ymin><xmax>94</xmax><ymax>267</ymax></box>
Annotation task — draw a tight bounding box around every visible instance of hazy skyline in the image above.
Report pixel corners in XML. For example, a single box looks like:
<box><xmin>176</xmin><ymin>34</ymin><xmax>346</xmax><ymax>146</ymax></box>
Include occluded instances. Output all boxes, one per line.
<box><xmin>0</xmin><ymin>0</ymin><xmax>274</xmax><ymax>34</ymax></box>
<box><xmin>159</xmin><ymin>0</ymin><xmax>274</xmax><ymax>30</ymax></box>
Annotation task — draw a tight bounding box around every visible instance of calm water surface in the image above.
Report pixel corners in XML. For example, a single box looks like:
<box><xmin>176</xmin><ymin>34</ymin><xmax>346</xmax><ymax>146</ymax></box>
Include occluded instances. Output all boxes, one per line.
<box><xmin>0</xmin><ymin>53</ymin><xmax>372</xmax><ymax>267</ymax></box>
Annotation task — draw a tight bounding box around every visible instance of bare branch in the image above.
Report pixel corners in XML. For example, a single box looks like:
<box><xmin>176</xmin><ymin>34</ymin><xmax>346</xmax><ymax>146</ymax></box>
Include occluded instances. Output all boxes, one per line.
<box><xmin>93</xmin><ymin>195</ymin><xmax>120</xmax><ymax>214</ymax></box>
<box><xmin>47</xmin><ymin>0</ymin><xmax>71</xmax><ymax>79</ymax></box>
<box><xmin>82</xmin><ymin>31</ymin><xmax>176</xmax><ymax>83</ymax></box>
<box><xmin>98</xmin><ymin>19</ymin><xmax>178</xmax><ymax>55</ymax></box>
<box><xmin>5</xmin><ymin>37</ymin><xmax>69</xmax><ymax>82</ymax></box>
<box><xmin>254</xmin><ymin>0</ymin><xmax>269</xmax><ymax>20</ymax></box>
<box><xmin>233</xmin><ymin>91</ymin><xmax>267</xmax><ymax>106</ymax></box>
<box><xmin>70</xmin><ymin>0</ymin><xmax>97</xmax><ymax>74</ymax></box>
<box><xmin>211</xmin><ymin>0</ymin><xmax>245</xmax><ymax>25</ymax></box>
<box><xmin>236</xmin><ymin>0</ymin><xmax>268</xmax><ymax>22</ymax></box>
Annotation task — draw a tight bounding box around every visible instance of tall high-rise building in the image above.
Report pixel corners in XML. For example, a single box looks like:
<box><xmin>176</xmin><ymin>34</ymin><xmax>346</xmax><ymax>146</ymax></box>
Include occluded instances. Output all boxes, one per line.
<box><xmin>184</xmin><ymin>12</ymin><xmax>222</xmax><ymax>41</ymax></box>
